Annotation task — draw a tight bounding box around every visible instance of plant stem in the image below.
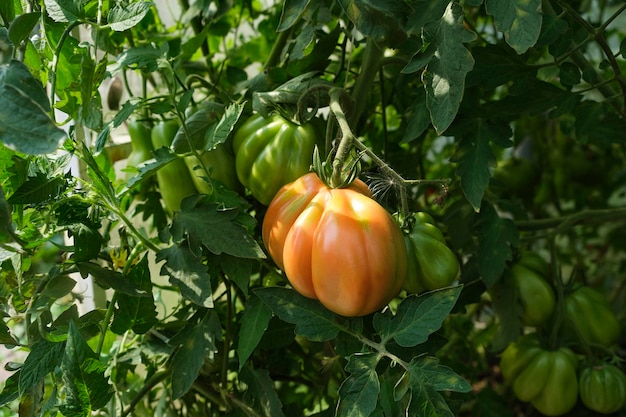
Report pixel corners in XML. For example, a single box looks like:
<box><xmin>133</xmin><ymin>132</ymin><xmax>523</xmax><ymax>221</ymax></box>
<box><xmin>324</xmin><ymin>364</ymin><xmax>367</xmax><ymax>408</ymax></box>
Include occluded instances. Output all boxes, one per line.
<box><xmin>49</xmin><ymin>20</ymin><xmax>81</xmax><ymax>121</ymax></box>
<box><xmin>328</xmin><ymin>88</ymin><xmax>355</xmax><ymax>187</ymax></box>
<box><xmin>548</xmin><ymin>239</ymin><xmax>565</xmax><ymax>349</ymax></box>
<box><xmin>348</xmin><ymin>38</ymin><xmax>383</xmax><ymax>128</ymax></box>
<box><xmin>264</xmin><ymin>27</ymin><xmax>292</xmax><ymax>71</ymax></box>
<box><xmin>121</xmin><ymin>371</ymin><xmax>169</xmax><ymax>417</ymax></box>
<box><xmin>515</xmin><ymin>208</ymin><xmax>626</xmax><ymax>235</ymax></box>
<box><xmin>97</xmin><ymin>293</ymin><xmax>118</xmax><ymax>356</ymax></box>
<box><xmin>350</xmin><ymin>139</ymin><xmax>410</xmax><ymax>216</ymax></box>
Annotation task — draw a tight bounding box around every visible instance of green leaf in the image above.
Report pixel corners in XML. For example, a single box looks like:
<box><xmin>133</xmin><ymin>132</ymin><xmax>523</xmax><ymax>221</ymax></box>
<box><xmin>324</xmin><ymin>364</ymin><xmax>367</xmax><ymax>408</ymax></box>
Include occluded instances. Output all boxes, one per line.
<box><xmin>0</xmin><ymin>318</ymin><xmax>17</xmax><ymax>344</ymax></box>
<box><xmin>6</xmin><ymin>173</ymin><xmax>66</xmax><ymax>204</ymax></box>
<box><xmin>76</xmin><ymin>262</ymin><xmax>151</xmax><ymax>297</ymax></box>
<box><xmin>0</xmin><ymin>61</ymin><xmax>66</xmax><ymax>154</ymax></box>
<box><xmin>67</xmin><ymin>223</ymin><xmax>104</xmax><ymax>262</ymax></box>
<box><xmin>171</xmin><ymin>102</ymin><xmax>224</xmax><ymax>153</ymax></box>
<box><xmin>405</xmin><ymin>0</ymin><xmax>449</xmax><ymax>35</ymax></box>
<box><xmin>0</xmin><ymin>0</ymin><xmax>15</xmax><ymax>25</ymax></box>
<box><xmin>373</xmin><ymin>286</ymin><xmax>462</xmax><ymax>347</ymax></box>
<box><xmin>108</xmin><ymin>44</ymin><xmax>165</xmax><ymax>74</ymax></box>
<box><xmin>44</xmin><ymin>0</ymin><xmax>84</xmax><ymax>23</ymax></box>
<box><xmin>337</xmin><ymin>0</ymin><xmax>410</xmax><ymax>44</ymax></box>
<box><xmin>206</xmin><ymin>102</ymin><xmax>245</xmax><ymax>150</ymax></box>
<box><xmin>59</xmin><ymin>321</ymin><xmax>113</xmax><ymax>416</ymax></box>
<box><xmin>238</xmin><ymin>295</ymin><xmax>273</xmax><ymax>370</ymax></box>
<box><xmin>19</xmin><ymin>340</ymin><xmax>65</xmax><ymax>396</ymax></box>
<box><xmin>119</xmin><ymin>146</ymin><xmax>177</xmax><ymax>196</ymax></box>
<box><xmin>453</xmin><ymin>132</ymin><xmax>496</xmax><ymax>211</ymax></box>
<box><xmin>467</xmin><ymin>45</ymin><xmax>537</xmax><ymax>89</ymax></box>
<box><xmin>474</xmin><ymin>202</ymin><xmax>519</xmax><ymax>287</ymax></box>
<box><xmin>254</xmin><ymin>287</ymin><xmax>340</xmax><ymax>342</ymax></box>
<box><xmin>559</xmin><ymin>62</ymin><xmax>581</xmax><ymax>87</ymax></box>
<box><xmin>402</xmin><ymin>89</ymin><xmax>431</xmax><ymax>143</ymax></box>
<box><xmin>404</xmin><ymin>356</ymin><xmax>470</xmax><ymax>417</ymax></box>
<box><xmin>574</xmin><ymin>101</ymin><xmax>626</xmax><ymax>145</ymax></box>
<box><xmin>278</xmin><ymin>0</ymin><xmax>311</xmax><ymax>32</ymax></box>
<box><xmin>8</xmin><ymin>12</ymin><xmax>39</xmax><ymax>46</ymax></box>
<box><xmin>156</xmin><ymin>244</ymin><xmax>214</xmax><ymax>308</ymax></box>
<box><xmin>482</xmin><ymin>79</ymin><xmax>568</xmax><ymax>115</ymax></box>
<box><xmin>336</xmin><ymin>353</ymin><xmax>381</xmax><ymax>417</ymax></box>
<box><xmin>422</xmin><ymin>3</ymin><xmax>476</xmax><ymax>134</ymax></box>
<box><xmin>0</xmin><ymin>371</ymin><xmax>20</xmax><ymax>407</ymax></box>
<box><xmin>170</xmin><ymin>311</ymin><xmax>221</xmax><ymax>399</ymax></box>
<box><xmin>31</xmin><ymin>274</ymin><xmax>77</xmax><ymax>311</ymax></box>
<box><xmin>408</xmin><ymin>356</ymin><xmax>472</xmax><ymax>393</ymax></box>
<box><xmin>96</xmin><ymin>98</ymin><xmax>140</xmax><ymax>152</ymax></box>
<box><xmin>108</xmin><ymin>2</ymin><xmax>151</xmax><ymax>32</ymax></box>
<box><xmin>537</xmin><ymin>14</ymin><xmax>568</xmax><ymax>46</ymax></box>
<box><xmin>0</xmin><ymin>184</ymin><xmax>17</xmax><ymax>244</ymax></box>
<box><xmin>220</xmin><ymin>255</ymin><xmax>254</xmax><ymax>295</ymax></box>
<box><xmin>485</xmin><ymin>0</ymin><xmax>542</xmax><ymax>54</ymax></box>
<box><xmin>240</xmin><ymin>366</ymin><xmax>286</xmax><ymax>417</ymax></box>
<box><xmin>489</xmin><ymin>276</ymin><xmax>522</xmax><ymax>352</ymax></box>
<box><xmin>110</xmin><ymin>256</ymin><xmax>157</xmax><ymax>335</ymax></box>
<box><xmin>171</xmin><ymin>197</ymin><xmax>265</xmax><ymax>259</ymax></box>
<box><xmin>78</xmin><ymin>52</ymin><xmax>105</xmax><ymax>131</ymax></box>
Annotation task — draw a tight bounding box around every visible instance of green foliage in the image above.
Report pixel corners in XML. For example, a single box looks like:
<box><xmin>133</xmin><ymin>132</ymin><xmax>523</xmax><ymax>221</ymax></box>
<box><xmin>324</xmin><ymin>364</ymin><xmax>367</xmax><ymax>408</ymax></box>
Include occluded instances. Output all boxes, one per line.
<box><xmin>1</xmin><ymin>0</ymin><xmax>626</xmax><ymax>416</ymax></box>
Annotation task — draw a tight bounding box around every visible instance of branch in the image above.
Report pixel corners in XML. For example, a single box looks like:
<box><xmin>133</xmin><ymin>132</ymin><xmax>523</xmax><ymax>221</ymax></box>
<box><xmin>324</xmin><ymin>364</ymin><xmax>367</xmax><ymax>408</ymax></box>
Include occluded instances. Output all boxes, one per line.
<box><xmin>516</xmin><ymin>208</ymin><xmax>626</xmax><ymax>236</ymax></box>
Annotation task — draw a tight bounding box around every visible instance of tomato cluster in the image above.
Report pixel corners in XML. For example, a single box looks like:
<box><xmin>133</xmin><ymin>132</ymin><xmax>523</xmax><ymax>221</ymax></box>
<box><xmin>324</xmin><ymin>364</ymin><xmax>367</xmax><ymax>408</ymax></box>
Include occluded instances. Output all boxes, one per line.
<box><xmin>502</xmin><ymin>333</ymin><xmax>626</xmax><ymax>416</ymax></box>
<box><xmin>498</xmin><ymin>259</ymin><xmax>625</xmax><ymax>416</ymax></box>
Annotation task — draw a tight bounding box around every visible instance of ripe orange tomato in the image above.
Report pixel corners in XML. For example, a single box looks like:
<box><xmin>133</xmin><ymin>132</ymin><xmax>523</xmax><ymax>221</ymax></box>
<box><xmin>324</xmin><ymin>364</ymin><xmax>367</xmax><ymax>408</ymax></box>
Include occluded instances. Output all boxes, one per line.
<box><xmin>262</xmin><ymin>173</ymin><xmax>406</xmax><ymax>317</ymax></box>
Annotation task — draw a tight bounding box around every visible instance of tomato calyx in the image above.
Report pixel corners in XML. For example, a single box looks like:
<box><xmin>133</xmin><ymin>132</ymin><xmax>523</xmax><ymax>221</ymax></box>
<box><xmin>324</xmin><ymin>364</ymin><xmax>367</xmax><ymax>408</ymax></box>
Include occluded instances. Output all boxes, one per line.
<box><xmin>311</xmin><ymin>145</ymin><xmax>363</xmax><ymax>189</ymax></box>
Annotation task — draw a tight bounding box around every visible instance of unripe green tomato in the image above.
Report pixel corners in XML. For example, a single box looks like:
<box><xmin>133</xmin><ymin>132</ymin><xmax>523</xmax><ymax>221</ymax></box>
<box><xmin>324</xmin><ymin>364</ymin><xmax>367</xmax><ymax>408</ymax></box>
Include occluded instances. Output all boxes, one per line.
<box><xmin>516</xmin><ymin>252</ymin><xmax>550</xmax><ymax>277</ymax></box>
<box><xmin>529</xmin><ymin>349</ymin><xmax>579</xmax><ymax>416</ymax></box>
<box><xmin>500</xmin><ymin>334</ymin><xmax>579</xmax><ymax>416</ymax></box>
<box><xmin>579</xmin><ymin>364</ymin><xmax>626</xmax><ymax>414</ymax></box>
<box><xmin>151</xmin><ymin>120</ymin><xmax>198</xmax><ymax>212</ymax></box>
<box><xmin>232</xmin><ymin>113</ymin><xmax>319</xmax><ymax>205</ymax></box>
<box><xmin>509</xmin><ymin>264</ymin><xmax>555</xmax><ymax>327</ymax></box>
<box><xmin>184</xmin><ymin>143</ymin><xmax>242</xmax><ymax>195</ymax></box>
<box><xmin>125</xmin><ymin>120</ymin><xmax>154</xmax><ymax>178</ymax></box>
<box><xmin>564</xmin><ymin>286</ymin><xmax>620</xmax><ymax>347</ymax></box>
<box><xmin>500</xmin><ymin>333</ymin><xmax>543</xmax><ymax>382</ymax></box>
<box><xmin>403</xmin><ymin>213</ymin><xmax>459</xmax><ymax>294</ymax></box>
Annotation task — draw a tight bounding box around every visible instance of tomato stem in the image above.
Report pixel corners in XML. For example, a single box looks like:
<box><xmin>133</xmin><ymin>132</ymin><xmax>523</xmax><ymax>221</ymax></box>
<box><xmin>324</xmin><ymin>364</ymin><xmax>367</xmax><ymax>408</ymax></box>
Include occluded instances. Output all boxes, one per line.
<box><xmin>516</xmin><ymin>208</ymin><xmax>626</xmax><ymax>233</ymax></box>
<box><xmin>328</xmin><ymin>88</ymin><xmax>355</xmax><ymax>187</ymax></box>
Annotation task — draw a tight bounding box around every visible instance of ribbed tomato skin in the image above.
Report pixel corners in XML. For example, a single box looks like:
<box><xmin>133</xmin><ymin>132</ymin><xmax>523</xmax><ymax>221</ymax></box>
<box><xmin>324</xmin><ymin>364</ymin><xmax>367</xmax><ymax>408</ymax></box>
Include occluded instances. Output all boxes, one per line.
<box><xmin>262</xmin><ymin>173</ymin><xmax>406</xmax><ymax>317</ymax></box>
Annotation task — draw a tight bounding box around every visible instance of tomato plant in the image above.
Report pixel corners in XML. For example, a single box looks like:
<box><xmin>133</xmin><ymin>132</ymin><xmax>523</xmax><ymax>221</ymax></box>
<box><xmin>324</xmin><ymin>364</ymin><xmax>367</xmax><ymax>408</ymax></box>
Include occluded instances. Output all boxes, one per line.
<box><xmin>233</xmin><ymin>113</ymin><xmax>319</xmax><ymax>205</ymax></box>
<box><xmin>262</xmin><ymin>172</ymin><xmax>406</xmax><ymax>317</ymax></box>
<box><xmin>1</xmin><ymin>0</ymin><xmax>626</xmax><ymax>416</ymax></box>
